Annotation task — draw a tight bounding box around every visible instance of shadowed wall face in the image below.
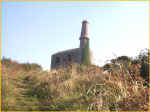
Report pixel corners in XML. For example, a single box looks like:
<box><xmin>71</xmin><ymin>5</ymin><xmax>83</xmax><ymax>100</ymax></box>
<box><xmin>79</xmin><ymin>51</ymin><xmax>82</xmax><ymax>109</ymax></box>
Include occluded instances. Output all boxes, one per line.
<box><xmin>51</xmin><ymin>48</ymin><xmax>81</xmax><ymax>69</ymax></box>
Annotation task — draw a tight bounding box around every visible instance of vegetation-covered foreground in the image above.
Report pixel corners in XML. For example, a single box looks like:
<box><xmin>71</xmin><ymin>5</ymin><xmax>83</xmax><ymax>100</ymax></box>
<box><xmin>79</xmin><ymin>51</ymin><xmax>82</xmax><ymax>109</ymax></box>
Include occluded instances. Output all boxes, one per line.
<box><xmin>2</xmin><ymin>49</ymin><xmax>149</xmax><ymax>111</ymax></box>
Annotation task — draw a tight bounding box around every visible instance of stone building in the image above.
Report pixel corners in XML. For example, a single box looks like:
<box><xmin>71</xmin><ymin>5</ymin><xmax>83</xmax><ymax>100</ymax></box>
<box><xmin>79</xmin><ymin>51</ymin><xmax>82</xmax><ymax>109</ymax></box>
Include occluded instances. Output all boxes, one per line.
<box><xmin>51</xmin><ymin>20</ymin><xmax>91</xmax><ymax>69</ymax></box>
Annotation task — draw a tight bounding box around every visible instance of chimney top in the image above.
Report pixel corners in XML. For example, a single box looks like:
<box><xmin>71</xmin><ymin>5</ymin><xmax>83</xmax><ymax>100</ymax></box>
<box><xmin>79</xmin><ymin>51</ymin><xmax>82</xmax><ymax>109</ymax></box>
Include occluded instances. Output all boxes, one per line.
<box><xmin>80</xmin><ymin>20</ymin><xmax>89</xmax><ymax>39</ymax></box>
<box><xmin>82</xmin><ymin>20</ymin><xmax>88</xmax><ymax>23</ymax></box>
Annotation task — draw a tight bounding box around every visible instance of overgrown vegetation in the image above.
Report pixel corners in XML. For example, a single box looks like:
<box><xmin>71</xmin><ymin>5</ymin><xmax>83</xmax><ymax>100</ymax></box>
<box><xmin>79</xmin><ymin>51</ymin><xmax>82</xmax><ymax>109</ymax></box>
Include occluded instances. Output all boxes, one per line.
<box><xmin>135</xmin><ymin>49</ymin><xmax>149</xmax><ymax>84</ymax></box>
<box><xmin>2</xmin><ymin>49</ymin><xmax>149</xmax><ymax>111</ymax></box>
<box><xmin>2</xmin><ymin>58</ymin><xmax>42</xmax><ymax>71</ymax></box>
<box><xmin>81</xmin><ymin>39</ymin><xmax>91</xmax><ymax>65</ymax></box>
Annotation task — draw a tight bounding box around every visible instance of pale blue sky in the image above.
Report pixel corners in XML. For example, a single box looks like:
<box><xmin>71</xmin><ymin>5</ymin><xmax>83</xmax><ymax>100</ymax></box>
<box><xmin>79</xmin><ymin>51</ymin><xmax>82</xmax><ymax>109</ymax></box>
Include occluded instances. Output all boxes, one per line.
<box><xmin>2</xmin><ymin>1</ymin><xmax>149</xmax><ymax>70</ymax></box>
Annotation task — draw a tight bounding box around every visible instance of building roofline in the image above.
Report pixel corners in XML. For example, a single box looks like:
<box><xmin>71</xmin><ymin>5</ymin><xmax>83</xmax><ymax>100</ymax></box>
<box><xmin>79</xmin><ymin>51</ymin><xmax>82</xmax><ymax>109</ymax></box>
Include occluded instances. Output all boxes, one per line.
<box><xmin>52</xmin><ymin>48</ymin><xmax>80</xmax><ymax>56</ymax></box>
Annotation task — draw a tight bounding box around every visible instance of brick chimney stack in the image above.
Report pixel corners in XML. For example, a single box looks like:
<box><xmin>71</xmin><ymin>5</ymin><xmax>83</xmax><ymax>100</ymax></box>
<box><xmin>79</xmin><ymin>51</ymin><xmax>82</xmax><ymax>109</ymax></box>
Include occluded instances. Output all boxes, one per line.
<box><xmin>79</xmin><ymin>20</ymin><xmax>89</xmax><ymax>48</ymax></box>
<box><xmin>80</xmin><ymin>20</ymin><xmax>88</xmax><ymax>39</ymax></box>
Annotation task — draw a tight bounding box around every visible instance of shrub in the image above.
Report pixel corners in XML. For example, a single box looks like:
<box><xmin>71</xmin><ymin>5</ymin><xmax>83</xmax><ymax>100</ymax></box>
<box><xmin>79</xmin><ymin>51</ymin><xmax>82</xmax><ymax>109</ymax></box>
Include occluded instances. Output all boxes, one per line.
<box><xmin>133</xmin><ymin>49</ymin><xmax>149</xmax><ymax>84</ymax></box>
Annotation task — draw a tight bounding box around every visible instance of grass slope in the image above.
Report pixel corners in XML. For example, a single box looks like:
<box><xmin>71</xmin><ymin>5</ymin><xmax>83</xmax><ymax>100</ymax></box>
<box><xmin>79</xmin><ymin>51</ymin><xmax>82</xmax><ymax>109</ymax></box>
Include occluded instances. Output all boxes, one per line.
<box><xmin>2</xmin><ymin>59</ymin><xmax>149</xmax><ymax>111</ymax></box>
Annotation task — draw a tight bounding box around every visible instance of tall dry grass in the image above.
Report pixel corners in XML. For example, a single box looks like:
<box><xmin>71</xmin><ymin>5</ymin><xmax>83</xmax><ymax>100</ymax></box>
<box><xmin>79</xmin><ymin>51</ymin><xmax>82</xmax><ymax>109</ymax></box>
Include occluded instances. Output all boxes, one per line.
<box><xmin>2</xmin><ymin>60</ymin><xmax>149</xmax><ymax>111</ymax></box>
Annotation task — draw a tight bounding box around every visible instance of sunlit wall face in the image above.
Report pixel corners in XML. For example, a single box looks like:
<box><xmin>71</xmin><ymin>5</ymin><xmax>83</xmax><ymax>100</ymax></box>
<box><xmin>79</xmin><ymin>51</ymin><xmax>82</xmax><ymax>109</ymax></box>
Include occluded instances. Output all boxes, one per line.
<box><xmin>2</xmin><ymin>1</ymin><xmax>149</xmax><ymax>70</ymax></box>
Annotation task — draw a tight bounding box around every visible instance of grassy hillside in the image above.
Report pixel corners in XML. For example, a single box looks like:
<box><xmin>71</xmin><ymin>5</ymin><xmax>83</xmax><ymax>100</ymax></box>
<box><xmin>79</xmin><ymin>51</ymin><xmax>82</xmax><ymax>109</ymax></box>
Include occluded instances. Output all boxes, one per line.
<box><xmin>1</xmin><ymin>56</ymin><xmax>149</xmax><ymax>111</ymax></box>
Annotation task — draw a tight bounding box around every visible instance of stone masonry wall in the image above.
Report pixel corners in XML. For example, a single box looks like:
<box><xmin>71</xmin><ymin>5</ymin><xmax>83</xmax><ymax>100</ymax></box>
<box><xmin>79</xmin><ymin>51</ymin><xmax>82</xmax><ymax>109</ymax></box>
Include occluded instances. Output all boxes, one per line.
<box><xmin>51</xmin><ymin>48</ymin><xmax>81</xmax><ymax>69</ymax></box>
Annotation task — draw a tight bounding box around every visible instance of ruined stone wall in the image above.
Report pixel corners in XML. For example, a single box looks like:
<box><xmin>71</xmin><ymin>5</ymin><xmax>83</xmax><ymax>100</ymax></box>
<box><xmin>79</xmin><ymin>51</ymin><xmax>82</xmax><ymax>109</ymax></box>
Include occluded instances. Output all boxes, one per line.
<box><xmin>51</xmin><ymin>48</ymin><xmax>81</xmax><ymax>69</ymax></box>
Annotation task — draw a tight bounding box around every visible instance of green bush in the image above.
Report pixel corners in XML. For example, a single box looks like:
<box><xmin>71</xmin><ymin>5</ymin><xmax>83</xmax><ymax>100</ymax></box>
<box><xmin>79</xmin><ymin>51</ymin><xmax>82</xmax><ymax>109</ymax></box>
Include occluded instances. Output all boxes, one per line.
<box><xmin>132</xmin><ymin>49</ymin><xmax>149</xmax><ymax>84</ymax></box>
<box><xmin>138</xmin><ymin>49</ymin><xmax>149</xmax><ymax>84</ymax></box>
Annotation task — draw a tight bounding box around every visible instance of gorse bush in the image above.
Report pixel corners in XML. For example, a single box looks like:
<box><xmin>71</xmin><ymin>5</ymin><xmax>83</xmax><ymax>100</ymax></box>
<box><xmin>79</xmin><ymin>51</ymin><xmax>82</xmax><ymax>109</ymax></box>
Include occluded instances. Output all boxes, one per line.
<box><xmin>2</xmin><ymin>54</ymin><xmax>149</xmax><ymax>111</ymax></box>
